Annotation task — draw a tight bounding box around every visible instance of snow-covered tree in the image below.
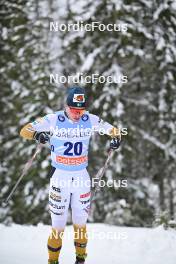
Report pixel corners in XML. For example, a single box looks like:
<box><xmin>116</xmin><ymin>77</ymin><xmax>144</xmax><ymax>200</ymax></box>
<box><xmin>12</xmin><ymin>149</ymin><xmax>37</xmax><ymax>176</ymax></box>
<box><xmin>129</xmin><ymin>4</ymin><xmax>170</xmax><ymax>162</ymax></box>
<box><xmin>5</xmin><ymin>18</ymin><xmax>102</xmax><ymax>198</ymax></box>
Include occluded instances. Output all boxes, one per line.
<box><xmin>59</xmin><ymin>0</ymin><xmax>176</xmax><ymax>226</ymax></box>
<box><xmin>0</xmin><ymin>0</ymin><xmax>63</xmax><ymax>224</ymax></box>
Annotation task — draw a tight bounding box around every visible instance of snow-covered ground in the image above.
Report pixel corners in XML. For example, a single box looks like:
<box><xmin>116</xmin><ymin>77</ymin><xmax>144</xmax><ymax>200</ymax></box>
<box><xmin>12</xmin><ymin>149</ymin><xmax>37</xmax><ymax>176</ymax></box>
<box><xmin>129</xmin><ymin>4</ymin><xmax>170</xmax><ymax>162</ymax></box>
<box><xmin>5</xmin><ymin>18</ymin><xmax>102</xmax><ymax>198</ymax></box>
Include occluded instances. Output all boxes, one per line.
<box><xmin>1</xmin><ymin>223</ymin><xmax>176</xmax><ymax>264</ymax></box>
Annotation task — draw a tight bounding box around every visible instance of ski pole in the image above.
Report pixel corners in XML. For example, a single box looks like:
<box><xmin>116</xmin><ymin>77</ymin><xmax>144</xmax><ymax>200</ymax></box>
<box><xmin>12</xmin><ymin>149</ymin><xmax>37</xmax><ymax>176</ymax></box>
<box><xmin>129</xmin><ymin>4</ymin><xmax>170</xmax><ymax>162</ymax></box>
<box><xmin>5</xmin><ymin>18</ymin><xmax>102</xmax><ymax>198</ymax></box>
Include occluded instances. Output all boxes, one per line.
<box><xmin>90</xmin><ymin>148</ymin><xmax>114</xmax><ymax>202</ymax></box>
<box><xmin>3</xmin><ymin>143</ymin><xmax>42</xmax><ymax>206</ymax></box>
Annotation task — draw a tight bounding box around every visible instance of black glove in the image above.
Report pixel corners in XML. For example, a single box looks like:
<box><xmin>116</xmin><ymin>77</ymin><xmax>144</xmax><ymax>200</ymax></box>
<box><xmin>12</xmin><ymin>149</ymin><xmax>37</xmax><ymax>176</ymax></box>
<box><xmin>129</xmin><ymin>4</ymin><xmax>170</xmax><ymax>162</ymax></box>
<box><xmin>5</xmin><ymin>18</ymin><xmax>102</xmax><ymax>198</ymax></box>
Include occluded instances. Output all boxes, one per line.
<box><xmin>110</xmin><ymin>138</ymin><xmax>121</xmax><ymax>149</ymax></box>
<box><xmin>34</xmin><ymin>132</ymin><xmax>49</xmax><ymax>144</ymax></box>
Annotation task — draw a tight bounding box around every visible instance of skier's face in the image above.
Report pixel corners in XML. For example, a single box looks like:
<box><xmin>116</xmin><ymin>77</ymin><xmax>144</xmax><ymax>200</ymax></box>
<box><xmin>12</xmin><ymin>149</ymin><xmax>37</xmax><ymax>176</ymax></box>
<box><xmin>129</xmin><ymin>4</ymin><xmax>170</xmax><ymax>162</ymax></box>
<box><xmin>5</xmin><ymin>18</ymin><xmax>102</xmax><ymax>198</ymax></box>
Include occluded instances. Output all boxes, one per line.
<box><xmin>66</xmin><ymin>106</ymin><xmax>85</xmax><ymax>122</ymax></box>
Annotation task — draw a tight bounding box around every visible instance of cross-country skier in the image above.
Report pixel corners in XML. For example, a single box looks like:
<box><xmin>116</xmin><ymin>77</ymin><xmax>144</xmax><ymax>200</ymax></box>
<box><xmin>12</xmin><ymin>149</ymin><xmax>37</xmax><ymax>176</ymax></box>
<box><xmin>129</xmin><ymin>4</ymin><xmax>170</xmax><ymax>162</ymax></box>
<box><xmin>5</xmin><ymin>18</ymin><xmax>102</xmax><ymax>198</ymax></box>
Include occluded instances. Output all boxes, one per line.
<box><xmin>20</xmin><ymin>86</ymin><xmax>121</xmax><ymax>264</ymax></box>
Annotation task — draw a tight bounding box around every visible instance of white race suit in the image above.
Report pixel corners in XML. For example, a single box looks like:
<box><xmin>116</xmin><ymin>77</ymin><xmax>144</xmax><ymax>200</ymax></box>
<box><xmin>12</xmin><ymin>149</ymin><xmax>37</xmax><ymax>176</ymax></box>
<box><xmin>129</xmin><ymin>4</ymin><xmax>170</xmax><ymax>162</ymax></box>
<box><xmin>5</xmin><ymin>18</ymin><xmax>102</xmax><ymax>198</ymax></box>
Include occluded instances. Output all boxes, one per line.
<box><xmin>31</xmin><ymin>110</ymin><xmax>114</xmax><ymax>228</ymax></box>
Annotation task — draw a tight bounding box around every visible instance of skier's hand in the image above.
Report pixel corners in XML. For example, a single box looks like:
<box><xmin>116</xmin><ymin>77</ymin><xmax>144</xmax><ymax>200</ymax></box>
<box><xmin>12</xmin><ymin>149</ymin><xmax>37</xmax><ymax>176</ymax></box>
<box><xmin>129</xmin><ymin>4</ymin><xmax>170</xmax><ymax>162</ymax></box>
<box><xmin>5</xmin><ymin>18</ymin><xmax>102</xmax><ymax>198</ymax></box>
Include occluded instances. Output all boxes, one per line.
<box><xmin>110</xmin><ymin>138</ymin><xmax>121</xmax><ymax>149</ymax></box>
<box><xmin>34</xmin><ymin>132</ymin><xmax>49</xmax><ymax>144</ymax></box>
<box><xmin>109</xmin><ymin>127</ymin><xmax>121</xmax><ymax>141</ymax></box>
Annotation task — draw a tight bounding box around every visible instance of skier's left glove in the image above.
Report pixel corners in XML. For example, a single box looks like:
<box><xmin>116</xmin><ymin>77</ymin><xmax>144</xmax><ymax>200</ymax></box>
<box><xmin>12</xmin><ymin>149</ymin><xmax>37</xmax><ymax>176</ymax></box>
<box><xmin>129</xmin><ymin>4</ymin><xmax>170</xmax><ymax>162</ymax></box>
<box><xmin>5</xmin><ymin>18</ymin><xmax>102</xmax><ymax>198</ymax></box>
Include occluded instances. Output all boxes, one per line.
<box><xmin>34</xmin><ymin>132</ymin><xmax>49</xmax><ymax>144</ymax></box>
<box><xmin>110</xmin><ymin>138</ymin><xmax>121</xmax><ymax>149</ymax></box>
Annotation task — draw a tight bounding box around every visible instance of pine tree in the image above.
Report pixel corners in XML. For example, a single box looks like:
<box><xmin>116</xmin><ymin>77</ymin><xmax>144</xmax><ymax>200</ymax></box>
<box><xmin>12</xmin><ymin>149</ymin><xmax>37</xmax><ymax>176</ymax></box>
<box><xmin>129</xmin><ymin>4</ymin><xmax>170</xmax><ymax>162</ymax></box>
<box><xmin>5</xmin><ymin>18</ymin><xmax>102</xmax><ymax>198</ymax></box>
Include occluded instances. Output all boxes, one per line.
<box><xmin>59</xmin><ymin>0</ymin><xmax>176</xmax><ymax>226</ymax></box>
<box><xmin>0</xmin><ymin>0</ymin><xmax>62</xmax><ymax>224</ymax></box>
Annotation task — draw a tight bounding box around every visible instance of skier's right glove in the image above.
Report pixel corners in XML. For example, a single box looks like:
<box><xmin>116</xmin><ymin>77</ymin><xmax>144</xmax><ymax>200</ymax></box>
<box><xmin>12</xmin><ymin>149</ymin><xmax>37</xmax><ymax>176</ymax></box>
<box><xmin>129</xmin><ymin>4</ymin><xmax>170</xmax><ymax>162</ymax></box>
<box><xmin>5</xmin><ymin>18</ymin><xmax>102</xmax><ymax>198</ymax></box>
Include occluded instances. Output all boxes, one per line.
<box><xmin>33</xmin><ymin>132</ymin><xmax>49</xmax><ymax>144</ymax></box>
<box><xmin>110</xmin><ymin>138</ymin><xmax>121</xmax><ymax>149</ymax></box>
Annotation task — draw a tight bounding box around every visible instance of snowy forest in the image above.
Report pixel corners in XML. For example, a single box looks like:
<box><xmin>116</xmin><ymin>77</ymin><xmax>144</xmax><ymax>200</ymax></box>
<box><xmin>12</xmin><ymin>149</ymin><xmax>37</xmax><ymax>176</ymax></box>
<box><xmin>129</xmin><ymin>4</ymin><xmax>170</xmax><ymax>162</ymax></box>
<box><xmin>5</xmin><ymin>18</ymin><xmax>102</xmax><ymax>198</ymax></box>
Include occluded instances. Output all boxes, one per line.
<box><xmin>0</xmin><ymin>0</ymin><xmax>176</xmax><ymax>228</ymax></box>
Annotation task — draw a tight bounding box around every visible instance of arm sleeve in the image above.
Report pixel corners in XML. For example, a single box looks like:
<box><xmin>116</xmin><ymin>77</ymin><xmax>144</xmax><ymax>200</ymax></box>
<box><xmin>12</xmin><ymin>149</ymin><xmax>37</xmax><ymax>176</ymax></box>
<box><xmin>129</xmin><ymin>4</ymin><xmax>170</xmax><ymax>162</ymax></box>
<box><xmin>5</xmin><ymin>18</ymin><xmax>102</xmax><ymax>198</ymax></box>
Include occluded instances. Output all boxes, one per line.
<box><xmin>20</xmin><ymin>114</ymin><xmax>57</xmax><ymax>140</ymax></box>
<box><xmin>89</xmin><ymin>114</ymin><xmax>121</xmax><ymax>138</ymax></box>
<box><xmin>30</xmin><ymin>114</ymin><xmax>57</xmax><ymax>132</ymax></box>
<box><xmin>20</xmin><ymin>123</ymin><xmax>35</xmax><ymax>140</ymax></box>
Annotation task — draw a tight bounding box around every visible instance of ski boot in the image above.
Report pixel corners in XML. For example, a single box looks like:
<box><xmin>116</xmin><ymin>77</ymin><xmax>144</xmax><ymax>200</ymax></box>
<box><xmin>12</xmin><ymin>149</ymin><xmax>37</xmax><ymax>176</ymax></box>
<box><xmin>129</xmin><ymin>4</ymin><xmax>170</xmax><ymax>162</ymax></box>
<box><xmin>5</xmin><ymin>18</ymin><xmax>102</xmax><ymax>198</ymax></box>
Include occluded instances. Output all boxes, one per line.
<box><xmin>75</xmin><ymin>256</ymin><xmax>85</xmax><ymax>264</ymax></box>
<box><xmin>48</xmin><ymin>261</ymin><xmax>58</xmax><ymax>264</ymax></box>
